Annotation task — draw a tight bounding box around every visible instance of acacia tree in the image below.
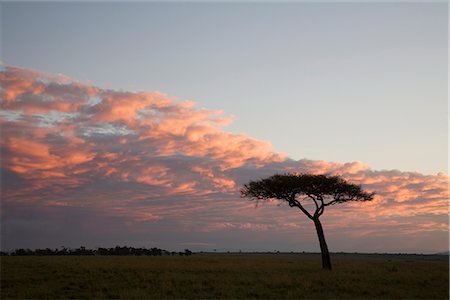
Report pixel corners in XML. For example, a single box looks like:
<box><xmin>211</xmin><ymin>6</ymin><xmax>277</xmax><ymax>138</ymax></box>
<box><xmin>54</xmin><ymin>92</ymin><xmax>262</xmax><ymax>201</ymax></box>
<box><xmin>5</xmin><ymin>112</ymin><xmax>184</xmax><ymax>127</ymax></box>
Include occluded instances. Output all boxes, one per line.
<box><xmin>241</xmin><ymin>173</ymin><xmax>374</xmax><ymax>270</ymax></box>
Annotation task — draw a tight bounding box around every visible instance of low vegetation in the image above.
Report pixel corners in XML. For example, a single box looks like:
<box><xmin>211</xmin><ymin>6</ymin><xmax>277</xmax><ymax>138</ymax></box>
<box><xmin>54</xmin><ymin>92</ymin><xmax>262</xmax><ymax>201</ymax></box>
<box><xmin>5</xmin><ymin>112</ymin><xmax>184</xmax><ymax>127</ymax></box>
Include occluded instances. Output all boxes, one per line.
<box><xmin>1</xmin><ymin>253</ymin><xmax>448</xmax><ymax>299</ymax></box>
<box><xmin>1</xmin><ymin>246</ymin><xmax>192</xmax><ymax>257</ymax></box>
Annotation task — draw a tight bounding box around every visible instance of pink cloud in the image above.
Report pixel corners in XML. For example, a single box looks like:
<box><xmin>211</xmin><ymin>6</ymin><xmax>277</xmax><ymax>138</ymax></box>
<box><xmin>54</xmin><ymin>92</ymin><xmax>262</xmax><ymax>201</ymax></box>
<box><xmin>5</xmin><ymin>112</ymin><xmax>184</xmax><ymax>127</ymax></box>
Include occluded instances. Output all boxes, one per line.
<box><xmin>0</xmin><ymin>64</ymin><xmax>447</xmax><ymax>253</ymax></box>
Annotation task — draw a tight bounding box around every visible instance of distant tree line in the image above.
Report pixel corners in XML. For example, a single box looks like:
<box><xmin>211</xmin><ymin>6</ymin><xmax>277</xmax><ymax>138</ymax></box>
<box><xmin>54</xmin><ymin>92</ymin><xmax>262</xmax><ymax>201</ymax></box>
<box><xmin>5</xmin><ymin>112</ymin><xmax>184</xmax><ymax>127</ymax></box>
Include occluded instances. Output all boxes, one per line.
<box><xmin>0</xmin><ymin>246</ymin><xmax>193</xmax><ymax>256</ymax></box>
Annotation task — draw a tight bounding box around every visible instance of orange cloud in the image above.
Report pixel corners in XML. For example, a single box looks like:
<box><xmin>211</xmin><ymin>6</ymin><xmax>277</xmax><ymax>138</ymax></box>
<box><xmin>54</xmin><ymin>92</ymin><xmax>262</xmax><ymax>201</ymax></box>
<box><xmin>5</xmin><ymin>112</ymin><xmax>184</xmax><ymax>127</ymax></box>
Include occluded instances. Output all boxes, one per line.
<box><xmin>0</xmin><ymin>64</ymin><xmax>447</xmax><ymax>253</ymax></box>
<box><xmin>0</xmin><ymin>66</ymin><xmax>45</xmax><ymax>102</ymax></box>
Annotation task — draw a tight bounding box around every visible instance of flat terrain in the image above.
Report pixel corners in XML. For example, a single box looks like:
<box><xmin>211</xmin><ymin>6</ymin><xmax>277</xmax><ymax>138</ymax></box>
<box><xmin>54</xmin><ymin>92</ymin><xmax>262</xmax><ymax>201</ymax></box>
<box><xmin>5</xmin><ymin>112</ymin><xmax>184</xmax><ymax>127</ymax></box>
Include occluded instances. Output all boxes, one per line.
<box><xmin>1</xmin><ymin>253</ymin><xmax>448</xmax><ymax>299</ymax></box>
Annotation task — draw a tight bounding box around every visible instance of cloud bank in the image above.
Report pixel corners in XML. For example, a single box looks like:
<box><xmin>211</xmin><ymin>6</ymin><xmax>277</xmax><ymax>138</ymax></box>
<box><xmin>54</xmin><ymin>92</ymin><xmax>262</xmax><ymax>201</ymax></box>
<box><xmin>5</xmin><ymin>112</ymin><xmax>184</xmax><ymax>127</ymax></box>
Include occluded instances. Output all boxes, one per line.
<box><xmin>1</xmin><ymin>64</ymin><xmax>448</xmax><ymax>253</ymax></box>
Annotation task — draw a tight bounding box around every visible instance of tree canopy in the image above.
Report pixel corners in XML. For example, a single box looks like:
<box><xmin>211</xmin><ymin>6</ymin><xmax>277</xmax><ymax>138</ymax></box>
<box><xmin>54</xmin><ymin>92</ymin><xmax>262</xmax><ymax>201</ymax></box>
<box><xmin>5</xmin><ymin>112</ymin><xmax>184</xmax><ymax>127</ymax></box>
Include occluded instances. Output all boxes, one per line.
<box><xmin>241</xmin><ymin>173</ymin><xmax>374</xmax><ymax>219</ymax></box>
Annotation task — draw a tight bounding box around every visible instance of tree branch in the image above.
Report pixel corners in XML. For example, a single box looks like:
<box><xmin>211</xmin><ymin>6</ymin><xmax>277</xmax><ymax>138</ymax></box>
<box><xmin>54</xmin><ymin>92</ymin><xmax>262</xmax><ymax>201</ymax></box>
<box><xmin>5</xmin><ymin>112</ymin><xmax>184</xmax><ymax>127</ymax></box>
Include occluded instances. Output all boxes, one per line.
<box><xmin>289</xmin><ymin>194</ymin><xmax>313</xmax><ymax>219</ymax></box>
<box><xmin>310</xmin><ymin>195</ymin><xmax>319</xmax><ymax>213</ymax></box>
<box><xmin>324</xmin><ymin>196</ymin><xmax>355</xmax><ymax>206</ymax></box>
<box><xmin>316</xmin><ymin>195</ymin><xmax>325</xmax><ymax>217</ymax></box>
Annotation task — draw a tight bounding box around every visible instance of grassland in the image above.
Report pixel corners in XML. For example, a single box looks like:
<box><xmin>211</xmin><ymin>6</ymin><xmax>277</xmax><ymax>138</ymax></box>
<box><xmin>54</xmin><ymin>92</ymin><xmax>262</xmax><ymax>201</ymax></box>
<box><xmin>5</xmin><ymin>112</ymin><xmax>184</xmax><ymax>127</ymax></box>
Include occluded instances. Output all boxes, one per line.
<box><xmin>1</xmin><ymin>253</ymin><xmax>448</xmax><ymax>299</ymax></box>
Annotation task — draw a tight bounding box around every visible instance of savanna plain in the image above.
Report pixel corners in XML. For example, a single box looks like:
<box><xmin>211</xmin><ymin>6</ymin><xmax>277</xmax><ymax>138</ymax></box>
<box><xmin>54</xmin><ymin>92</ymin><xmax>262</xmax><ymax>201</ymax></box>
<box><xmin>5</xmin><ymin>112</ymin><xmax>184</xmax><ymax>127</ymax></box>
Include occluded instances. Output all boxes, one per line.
<box><xmin>1</xmin><ymin>253</ymin><xmax>448</xmax><ymax>299</ymax></box>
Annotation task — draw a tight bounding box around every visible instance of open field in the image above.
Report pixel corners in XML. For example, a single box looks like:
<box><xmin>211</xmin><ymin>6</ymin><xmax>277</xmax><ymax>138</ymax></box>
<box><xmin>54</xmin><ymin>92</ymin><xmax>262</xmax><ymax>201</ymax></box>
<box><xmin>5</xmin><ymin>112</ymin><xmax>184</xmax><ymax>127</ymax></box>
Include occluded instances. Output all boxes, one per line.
<box><xmin>1</xmin><ymin>253</ymin><xmax>448</xmax><ymax>299</ymax></box>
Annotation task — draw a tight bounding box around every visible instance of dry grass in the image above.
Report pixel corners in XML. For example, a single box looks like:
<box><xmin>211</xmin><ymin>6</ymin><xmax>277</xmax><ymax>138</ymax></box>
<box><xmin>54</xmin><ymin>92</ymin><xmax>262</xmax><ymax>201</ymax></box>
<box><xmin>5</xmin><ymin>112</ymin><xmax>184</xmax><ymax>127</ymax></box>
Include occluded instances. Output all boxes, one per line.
<box><xmin>1</xmin><ymin>253</ymin><xmax>448</xmax><ymax>299</ymax></box>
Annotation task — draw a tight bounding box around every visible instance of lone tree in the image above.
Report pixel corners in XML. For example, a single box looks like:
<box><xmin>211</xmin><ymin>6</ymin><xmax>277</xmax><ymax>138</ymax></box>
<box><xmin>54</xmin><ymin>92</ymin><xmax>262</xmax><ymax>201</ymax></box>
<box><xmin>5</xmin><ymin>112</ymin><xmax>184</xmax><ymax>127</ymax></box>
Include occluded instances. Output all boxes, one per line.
<box><xmin>241</xmin><ymin>173</ymin><xmax>374</xmax><ymax>270</ymax></box>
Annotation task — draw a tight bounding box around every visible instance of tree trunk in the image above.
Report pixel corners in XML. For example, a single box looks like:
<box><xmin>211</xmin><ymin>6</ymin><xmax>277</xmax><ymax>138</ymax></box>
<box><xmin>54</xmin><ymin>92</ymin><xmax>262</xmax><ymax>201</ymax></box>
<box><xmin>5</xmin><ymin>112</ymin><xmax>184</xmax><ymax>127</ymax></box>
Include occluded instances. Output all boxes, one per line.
<box><xmin>313</xmin><ymin>217</ymin><xmax>332</xmax><ymax>270</ymax></box>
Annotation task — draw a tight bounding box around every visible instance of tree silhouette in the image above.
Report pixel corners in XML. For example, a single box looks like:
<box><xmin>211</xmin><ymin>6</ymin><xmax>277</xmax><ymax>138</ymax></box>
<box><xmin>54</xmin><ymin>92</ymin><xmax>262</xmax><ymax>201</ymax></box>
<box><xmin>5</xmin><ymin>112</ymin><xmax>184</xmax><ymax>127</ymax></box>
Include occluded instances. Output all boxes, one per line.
<box><xmin>241</xmin><ymin>173</ymin><xmax>374</xmax><ymax>270</ymax></box>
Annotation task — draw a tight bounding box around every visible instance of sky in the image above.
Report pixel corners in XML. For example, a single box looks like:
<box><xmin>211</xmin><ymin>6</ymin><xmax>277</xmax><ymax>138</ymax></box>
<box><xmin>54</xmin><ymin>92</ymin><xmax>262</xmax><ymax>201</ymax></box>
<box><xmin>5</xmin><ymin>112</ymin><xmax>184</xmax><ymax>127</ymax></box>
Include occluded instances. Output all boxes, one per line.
<box><xmin>0</xmin><ymin>1</ymin><xmax>448</xmax><ymax>253</ymax></box>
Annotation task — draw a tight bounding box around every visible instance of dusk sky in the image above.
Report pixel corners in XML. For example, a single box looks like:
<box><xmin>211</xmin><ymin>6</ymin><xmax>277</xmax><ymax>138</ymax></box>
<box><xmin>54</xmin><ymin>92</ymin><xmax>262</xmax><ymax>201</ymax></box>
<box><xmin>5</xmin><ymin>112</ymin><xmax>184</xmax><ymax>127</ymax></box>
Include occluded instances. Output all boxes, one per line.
<box><xmin>1</xmin><ymin>2</ymin><xmax>448</xmax><ymax>254</ymax></box>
